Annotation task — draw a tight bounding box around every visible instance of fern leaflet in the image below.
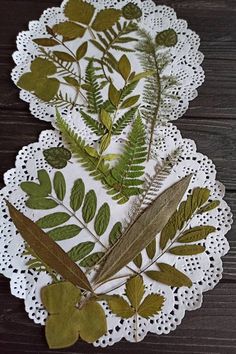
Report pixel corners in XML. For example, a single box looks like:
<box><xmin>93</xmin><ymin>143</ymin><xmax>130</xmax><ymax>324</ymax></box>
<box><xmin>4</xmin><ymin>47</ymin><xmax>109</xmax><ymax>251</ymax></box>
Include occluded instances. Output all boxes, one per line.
<box><xmin>83</xmin><ymin>59</ymin><xmax>104</xmax><ymax>113</ymax></box>
<box><xmin>112</xmin><ymin>106</ymin><xmax>138</xmax><ymax>135</ymax></box>
<box><xmin>80</xmin><ymin>110</ymin><xmax>105</xmax><ymax>136</ymax></box>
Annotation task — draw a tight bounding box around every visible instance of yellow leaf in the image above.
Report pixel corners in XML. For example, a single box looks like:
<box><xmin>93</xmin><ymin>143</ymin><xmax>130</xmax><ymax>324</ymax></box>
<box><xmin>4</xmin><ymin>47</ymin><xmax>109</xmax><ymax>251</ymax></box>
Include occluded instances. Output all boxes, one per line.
<box><xmin>100</xmin><ymin>109</ymin><xmax>112</xmax><ymax>130</ymax></box>
<box><xmin>118</xmin><ymin>55</ymin><xmax>131</xmax><ymax>81</ymax></box>
<box><xmin>107</xmin><ymin>295</ymin><xmax>135</xmax><ymax>318</ymax></box>
<box><xmin>138</xmin><ymin>294</ymin><xmax>164</xmax><ymax>319</ymax></box>
<box><xmin>64</xmin><ymin>0</ymin><xmax>95</xmax><ymax>25</ymax></box>
<box><xmin>125</xmin><ymin>275</ymin><xmax>144</xmax><ymax>310</ymax></box>
<box><xmin>53</xmin><ymin>21</ymin><xmax>86</xmax><ymax>39</ymax></box>
<box><xmin>91</xmin><ymin>9</ymin><xmax>121</xmax><ymax>31</ymax></box>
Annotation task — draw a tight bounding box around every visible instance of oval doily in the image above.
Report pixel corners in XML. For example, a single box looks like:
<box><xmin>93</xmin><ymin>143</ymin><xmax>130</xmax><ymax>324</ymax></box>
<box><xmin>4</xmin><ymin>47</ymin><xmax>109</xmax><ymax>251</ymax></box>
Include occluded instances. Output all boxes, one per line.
<box><xmin>0</xmin><ymin>122</ymin><xmax>232</xmax><ymax>347</ymax></box>
<box><xmin>11</xmin><ymin>0</ymin><xmax>204</xmax><ymax>124</ymax></box>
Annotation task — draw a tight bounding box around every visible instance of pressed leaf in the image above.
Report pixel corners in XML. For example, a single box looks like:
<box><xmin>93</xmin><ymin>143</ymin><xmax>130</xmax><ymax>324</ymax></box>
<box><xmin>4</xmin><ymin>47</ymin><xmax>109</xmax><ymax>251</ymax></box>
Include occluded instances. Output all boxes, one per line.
<box><xmin>68</xmin><ymin>242</ymin><xmax>95</xmax><ymax>262</ymax></box>
<box><xmin>107</xmin><ymin>295</ymin><xmax>134</xmax><ymax>318</ymax></box>
<box><xmin>169</xmin><ymin>245</ymin><xmax>205</xmax><ymax>256</ymax></box>
<box><xmin>26</xmin><ymin>197</ymin><xmax>58</xmax><ymax>210</ymax></box>
<box><xmin>53</xmin><ymin>171</ymin><xmax>66</xmax><ymax>201</ymax></box>
<box><xmin>146</xmin><ymin>239</ymin><xmax>156</xmax><ymax>259</ymax></box>
<box><xmin>43</xmin><ymin>147</ymin><xmax>72</xmax><ymax>169</ymax></box>
<box><xmin>38</xmin><ymin>170</ymin><xmax>52</xmax><ymax>195</ymax></box>
<box><xmin>133</xmin><ymin>253</ymin><xmax>142</xmax><ymax>268</ymax></box>
<box><xmin>77</xmin><ymin>301</ymin><xmax>107</xmax><ymax>343</ymax></box>
<box><xmin>80</xmin><ymin>252</ymin><xmax>105</xmax><ymax>267</ymax></box>
<box><xmin>34</xmin><ymin>77</ymin><xmax>60</xmax><ymax>102</ymax></box>
<box><xmin>178</xmin><ymin>226</ymin><xmax>216</xmax><ymax>243</ymax></box>
<box><xmin>130</xmin><ymin>71</ymin><xmax>154</xmax><ymax>83</ymax></box>
<box><xmin>125</xmin><ymin>275</ymin><xmax>144</xmax><ymax>310</ymax></box>
<box><xmin>100</xmin><ymin>109</ymin><xmax>112</xmax><ymax>131</ymax></box>
<box><xmin>118</xmin><ymin>54</ymin><xmax>131</xmax><ymax>80</ymax></box>
<box><xmin>64</xmin><ymin>0</ymin><xmax>95</xmax><ymax>25</ymax></box>
<box><xmin>31</xmin><ymin>57</ymin><xmax>57</xmax><ymax>76</ymax></box>
<box><xmin>156</xmin><ymin>29</ymin><xmax>178</xmax><ymax>47</ymax></box>
<box><xmin>20</xmin><ymin>182</ymin><xmax>48</xmax><ymax>197</ymax></box>
<box><xmin>138</xmin><ymin>294</ymin><xmax>164</xmax><ymax>318</ymax></box>
<box><xmin>120</xmin><ymin>95</ymin><xmax>140</xmax><ymax>109</ymax></box>
<box><xmin>198</xmin><ymin>200</ymin><xmax>220</xmax><ymax>214</ymax></box>
<box><xmin>36</xmin><ymin>212</ymin><xmax>71</xmax><ymax>228</ymax></box>
<box><xmin>33</xmin><ymin>38</ymin><xmax>58</xmax><ymax>47</ymax></box>
<box><xmin>81</xmin><ymin>110</ymin><xmax>105</xmax><ymax>135</ymax></box>
<box><xmin>17</xmin><ymin>72</ymin><xmax>37</xmax><ymax>91</ymax></box>
<box><xmin>94</xmin><ymin>203</ymin><xmax>110</xmax><ymax>236</ymax></box>
<box><xmin>82</xmin><ymin>190</ymin><xmax>97</xmax><ymax>223</ymax></box>
<box><xmin>64</xmin><ymin>76</ymin><xmax>80</xmax><ymax>87</ymax></box>
<box><xmin>95</xmin><ymin>175</ymin><xmax>192</xmax><ymax>284</ymax></box>
<box><xmin>48</xmin><ymin>225</ymin><xmax>82</xmax><ymax>241</ymax></box>
<box><xmin>70</xmin><ymin>179</ymin><xmax>85</xmax><ymax>212</ymax></box>
<box><xmin>54</xmin><ymin>51</ymin><xmax>76</xmax><ymax>62</ymax></box>
<box><xmin>53</xmin><ymin>21</ymin><xmax>85</xmax><ymax>39</ymax></box>
<box><xmin>100</xmin><ymin>133</ymin><xmax>111</xmax><ymax>153</ymax></box>
<box><xmin>91</xmin><ymin>9</ymin><xmax>121</xmax><ymax>31</ymax></box>
<box><xmin>76</xmin><ymin>42</ymin><xmax>88</xmax><ymax>60</ymax></box>
<box><xmin>7</xmin><ymin>201</ymin><xmax>93</xmax><ymax>292</ymax></box>
<box><xmin>109</xmin><ymin>222</ymin><xmax>122</xmax><ymax>245</ymax></box>
<box><xmin>146</xmin><ymin>262</ymin><xmax>192</xmax><ymax>287</ymax></box>
<box><xmin>122</xmin><ymin>3</ymin><xmax>142</xmax><ymax>20</ymax></box>
<box><xmin>112</xmin><ymin>106</ymin><xmax>138</xmax><ymax>135</ymax></box>
<box><xmin>85</xmin><ymin>146</ymin><xmax>99</xmax><ymax>158</ymax></box>
<box><xmin>108</xmin><ymin>83</ymin><xmax>120</xmax><ymax>107</ymax></box>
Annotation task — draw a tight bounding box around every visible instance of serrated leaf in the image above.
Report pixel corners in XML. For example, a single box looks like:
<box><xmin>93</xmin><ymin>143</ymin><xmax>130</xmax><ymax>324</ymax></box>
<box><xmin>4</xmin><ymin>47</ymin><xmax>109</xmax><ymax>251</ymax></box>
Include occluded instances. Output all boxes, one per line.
<box><xmin>108</xmin><ymin>83</ymin><xmax>120</xmax><ymax>107</ymax></box>
<box><xmin>48</xmin><ymin>225</ymin><xmax>82</xmax><ymax>241</ymax></box>
<box><xmin>70</xmin><ymin>179</ymin><xmax>85</xmax><ymax>212</ymax></box>
<box><xmin>100</xmin><ymin>109</ymin><xmax>112</xmax><ymax>130</ymax></box>
<box><xmin>156</xmin><ymin>29</ymin><xmax>178</xmax><ymax>47</ymax></box>
<box><xmin>53</xmin><ymin>21</ymin><xmax>86</xmax><ymax>39</ymax></box>
<box><xmin>33</xmin><ymin>38</ymin><xmax>58</xmax><ymax>47</ymax></box>
<box><xmin>77</xmin><ymin>301</ymin><xmax>107</xmax><ymax>343</ymax></box>
<box><xmin>133</xmin><ymin>253</ymin><xmax>142</xmax><ymax>268</ymax></box>
<box><xmin>64</xmin><ymin>0</ymin><xmax>95</xmax><ymax>25</ymax></box>
<box><xmin>26</xmin><ymin>197</ymin><xmax>58</xmax><ymax>210</ymax></box>
<box><xmin>109</xmin><ymin>222</ymin><xmax>122</xmax><ymax>245</ymax></box>
<box><xmin>68</xmin><ymin>242</ymin><xmax>95</xmax><ymax>262</ymax></box>
<box><xmin>118</xmin><ymin>54</ymin><xmax>131</xmax><ymax>80</ymax></box>
<box><xmin>112</xmin><ymin>106</ymin><xmax>138</xmax><ymax>135</ymax></box>
<box><xmin>43</xmin><ymin>147</ymin><xmax>72</xmax><ymax>169</ymax></box>
<box><xmin>76</xmin><ymin>42</ymin><xmax>88</xmax><ymax>60</ymax></box>
<box><xmin>36</xmin><ymin>212</ymin><xmax>71</xmax><ymax>228</ymax></box>
<box><xmin>95</xmin><ymin>175</ymin><xmax>192</xmax><ymax>284</ymax></box>
<box><xmin>146</xmin><ymin>239</ymin><xmax>156</xmax><ymax>259</ymax></box>
<box><xmin>122</xmin><ymin>3</ymin><xmax>142</xmax><ymax>20</ymax></box>
<box><xmin>146</xmin><ymin>262</ymin><xmax>192</xmax><ymax>287</ymax></box>
<box><xmin>121</xmin><ymin>95</ymin><xmax>140</xmax><ymax>109</ymax></box>
<box><xmin>53</xmin><ymin>171</ymin><xmax>66</xmax><ymax>201</ymax></box>
<box><xmin>138</xmin><ymin>294</ymin><xmax>164</xmax><ymax>319</ymax></box>
<box><xmin>178</xmin><ymin>226</ymin><xmax>216</xmax><ymax>243</ymax></box>
<box><xmin>80</xmin><ymin>252</ymin><xmax>105</xmax><ymax>267</ymax></box>
<box><xmin>94</xmin><ymin>203</ymin><xmax>110</xmax><ymax>236</ymax></box>
<box><xmin>91</xmin><ymin>9</ymin><xmax>121</xmax><ymax>31</ymax></box>
<box><xmin>82</xmin><ymin>190</ymin><xmax>97</xmax><ymax>223</ymax></box>
<box><xmin>126</xmin><ymin>275</ymin><xmax>144</xmax><ymax>310</ymax></box>
<box><xmin>106</xmin><ymin>295</ymin><xmax>134</xmax><ymax>318</ymax></box>
<box><xmin>54</xmin><ymin>51</ymin><xmax>76</xmax><ymax>62</ymax></box>
<box><xmin>169</xmin><ymin>244</ymin><xmax>205</xmax><ymax>256</ymax></box>
<box><xmin>7</xmin><ymin>201</ymin><xmax>92</xmax><ymax>292</ymax></box>
<box><xmin>198</xmin><ymin>200</ymin><xmax>220</xmax><ymax>214</ymax></box>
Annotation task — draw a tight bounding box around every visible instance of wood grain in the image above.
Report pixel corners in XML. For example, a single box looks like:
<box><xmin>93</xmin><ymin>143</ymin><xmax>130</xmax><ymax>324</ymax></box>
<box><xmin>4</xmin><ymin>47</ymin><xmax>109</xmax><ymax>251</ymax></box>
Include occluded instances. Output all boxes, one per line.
<box><xmin>0</xmin><ymin>0</ymin><xmax>235</xmax><ymax>353</ymax></box>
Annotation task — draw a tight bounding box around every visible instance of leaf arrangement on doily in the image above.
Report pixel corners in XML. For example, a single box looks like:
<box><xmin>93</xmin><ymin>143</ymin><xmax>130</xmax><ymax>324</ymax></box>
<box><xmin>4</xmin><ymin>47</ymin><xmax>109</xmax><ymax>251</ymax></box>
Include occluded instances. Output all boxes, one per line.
<box><xmin>0</xmin><ymin>0</ymin><xmax>233</xmax><ymax>350</ymax></box>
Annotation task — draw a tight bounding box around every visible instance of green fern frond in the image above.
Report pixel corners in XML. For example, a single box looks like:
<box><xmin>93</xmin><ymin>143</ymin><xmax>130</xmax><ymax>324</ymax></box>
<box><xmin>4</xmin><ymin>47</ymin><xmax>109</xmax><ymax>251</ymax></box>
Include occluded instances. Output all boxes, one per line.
<box><xmin>80</xmin><ymin>110</ymin><xmax>105</xmax><ymax>136</ymax></box>
<box><xmin>112</xmin><ymin>106</ymin><xmax>138</xmax><ymax>135</ymax></box>
<box><xmin>52</xmin><ymin>91</ymin><xmax>75</xmax><ymax>109</ymax></box>
<box><xmin>83</xmin><ymin>59</ymin><xmax>104</xmax><ymax>113</ymax></box>
<box><xmin>109</xmin><ymin>115</ymin><xmax>147</xmax><ymax>204</ymax></box>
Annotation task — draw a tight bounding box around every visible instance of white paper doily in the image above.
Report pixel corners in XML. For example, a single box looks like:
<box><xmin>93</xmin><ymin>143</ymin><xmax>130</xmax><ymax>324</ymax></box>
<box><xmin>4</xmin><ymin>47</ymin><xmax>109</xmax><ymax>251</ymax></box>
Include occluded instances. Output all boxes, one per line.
<box><xmin>11</xmin><ymin>0</ymin><xmax>204</xmax><ymax>124</ymax></box>
<box><xmin>0</xmin><ymin>122</ymin><xmax>232</xmax><ymax>347</ymax></box>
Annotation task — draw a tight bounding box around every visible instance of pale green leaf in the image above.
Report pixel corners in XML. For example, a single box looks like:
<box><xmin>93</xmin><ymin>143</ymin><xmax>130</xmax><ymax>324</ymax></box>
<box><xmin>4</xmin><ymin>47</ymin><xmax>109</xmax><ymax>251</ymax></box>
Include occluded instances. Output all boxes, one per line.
<box><xmin>120</xmin><ymin>95</ymin><xmax>140</xmax><ymax>109</ymax></box>
<box><xmin>118</xmin><ymin>54</ymin><xmax>131</xmax><ymax>80</ymax></box>
<box><xmin>84</xmin><ymin>146</ymin><xmax>99</xmax><ymax>158</ymax></box>
<box><xmin>108</xmin><ymin>83</ymin><xmax>120</xmax><ymax>107</ymax></box>
<box><xmin>100</xmin><ymin>109</ymin><xmax>112</xmax><ymax>130</ymax></box>
<box><xmin>100</xmin><ymin>133</ymin><xmax>111</xmax><ymax>153</ymax></box>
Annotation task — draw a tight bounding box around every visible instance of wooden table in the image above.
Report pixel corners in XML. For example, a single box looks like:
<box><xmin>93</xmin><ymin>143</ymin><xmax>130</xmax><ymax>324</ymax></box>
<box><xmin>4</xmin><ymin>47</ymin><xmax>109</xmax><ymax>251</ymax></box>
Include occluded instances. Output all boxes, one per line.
<box><xmin>0</xmin><ymin>1</ymin><xmax>235</xmax><ymax>353</ymax></box>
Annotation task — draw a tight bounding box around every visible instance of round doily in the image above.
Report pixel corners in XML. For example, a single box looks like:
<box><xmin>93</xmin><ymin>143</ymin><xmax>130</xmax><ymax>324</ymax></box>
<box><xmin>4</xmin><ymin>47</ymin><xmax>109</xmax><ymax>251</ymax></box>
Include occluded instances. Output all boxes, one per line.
<box><xmin>11</xmin><ymin>0</ymin><xmax>204</xmax><ymax>124</ymax></box>
<box><xmin>0</xmin><ymin>122</ymin><xmax>232</xmax><ymax>347</ymax></box>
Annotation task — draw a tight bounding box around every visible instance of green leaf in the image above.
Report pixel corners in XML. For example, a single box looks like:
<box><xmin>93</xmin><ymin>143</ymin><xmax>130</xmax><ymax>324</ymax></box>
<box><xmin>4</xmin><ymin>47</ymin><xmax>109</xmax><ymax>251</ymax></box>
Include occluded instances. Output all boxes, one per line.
<box><xmin>38</xmin><ymin>169</ymin><xmax>52</xmax><ymax>194</ymax></box>
<box><xmin>80</xmin><ymin>110</ymin><xmax>105</xmax><ymax>135</ymax></box>
<box><xmin>133</xmin><ymin>253</ymin><xmax>142</xmax><ymax>268</ymax></box>
<box><xmin>77</xmin><ymin>301</ymin><xmax>107</xmax><ymax>343</ymax></box>
<box><xmin>108</xmin><ymin>83</ymin><xmax>120</xmax><ymax>107</ymax></box>
<box><xmin>100</xmin><ymin>133</ymin><xmax>111</xmax><ymax>153</ymax></box>
<box><xmin>84</xmin><ymin>146</ymin><xmax>99</xmax><ymax>158</ymax></box>
<box><xmin>7</xmin><ymin>202</ymin><xmax>93</xmax><ymax>292</ymax></box>
<box><xmin>53</xmin><ymin>21</ymin><xmax>86</xmax><ymax>39</ymax></box>
<box><xmin>82</xmin><ymin>190</ymin><xmax>97</xmax><ymax>223</ymax></box>
<box><xmin>34</xmin><ymin>77</ymin><xmax>60</xmax><ymax>101</ymax></box>
<box><xmin>169</xmin><ymin>245</ymin><xmax>205</xmax><ymax>256</ymax></box>
<box><xmin>126</xmin><ymin>275</ymin><xmax>144</xmax><ymax>310</ymax></box>
<box><xmin>178</xmin><ymin>226</ymin><xmax>216</xmax><ymax>243</ymax></box>
<box><xmin>94</xmin><ymin>203</ymin><xmax>110</xmax><ymax>236</ymax></box>
<box><xmin>80</xmin><ymin>252</ymin><xmax>105</xmax><ymax>267</ymax></box>
<box><xmin>109</xmin><ymin>222</ymin><xmax>122</xmax><ymax>246</ymax></box>
<box><xmin>64</xmin><ymin>0</ymin><xmax>95</xmax><ymax>25</ymax></box>
<box><xmin>53</xmin><ymin>171</ymin><xmax>66</xmax><ymax>201</ymax></box>
<box><xmin>68</xmin><ymin>242</ymin><xmax>95</xmax><ymax>262</ymax></box>
<box><xmin>120</xmin><ymin>95</ymin><xmax>140</xmax><ymax>109</ymax></box>
<box><xmin>146</xmin><ymin>239</ymin><xmax>156</xmax><ymax>259</ymax></box>
<box><xmin>54</xmin><ymin>51</ymin><xmax>76</xmax><ymax>62</ymax></box>
<box><xmin>156</xmin><ymin>29</ymin><xmax>178</xmax><ymax>47</ymax></box>
<box><xmin>106</xmin><ymin>295</ymin><xmax>134</xmax><ymax>318</ymax></box>
<box><xmin>43</xmin><ymin>147</ymin><xmax>72</xmax><ymax>169</ymax></box>
<box><xmin>122</xmin><ymin>3</ymin><xmax>142</xmax><ymax>20</ymax></box>
<box><xmin>91</xmin><ymin>9</ymin><xmax>121</xmax><ymax>31</ymax></box>
<box><xmin>112</xmin><ymin>106</ymin><xmax>138</xmax><ymax>135</ymax></box>
<box><xmin>33</xmin><ymin>38</ymin><xmax>58</xmax><ymax>47</ymax></box>
<box><xmin>138</xmin><ymin>294</ymin><xmax>164</xmax><ymax>319</ymax></box>
<box><xmin>76</xmin><ymin>42</ymin><xmax>88</xmax><ymax>60</ymax></box>
<box><xmin>146</xmin><ymin>262</ymin><xmax>192</xmax><ymax>287</ymax></box>
<box><xmin>36</xmin><ymin>212</ymin><xmax>71</xmax><ymax>228</ymax></box>
<box><xmin>31</xmin><ymin>57</ymin><xmax>57</xmax><ymax>76</ymax></box>
<box><xmin>48</xmin><ymin>225</ymin><xmax>82</xmax><ymax>241</ymax></box>
<box><xmin>17</xmin><ymin>72</ymin><xmax>38</xmax><ymax>91</ymax></box>
<box><xmin>20</xmin><ymin>182</ymin><xmax>48</xmax><ymax>197</ymax></box>
<box><xmin>95</xmin><ymin>175</ymin><xmax>192</xmax><ymax>284</ymax></box>
<box><xmin>64</xmin><ymin>76</ymin><xmax>80</xmax><ymax>87</ymax></box>
<box><xmin>84</xmin><ymin>59</ymin><xmax>104</xmax><ymax>113</ymax></box>
<box><xmin>70</xmin><ymin>179</ymin><xmax>85</xmax><ymax>212</ymax></box>
<box><xmin>130</xmin><ymin>71</ymin><xmax>154</xmax><ymax>83</ymax></box>
<box><xmin>26</xmin><ymin>197</ymin><xmax>58</xmax><ymax>210</ymax></box>
<box><xmin>198</xmin><ymin>200</ymin><xmax>220</xmax><ymax>214</ymax></box>
<box><xmin>118</xmin><ymin>54</ymin><xmax>131</xmax><ymax>80</ymax></box>
<box><xmin>100</xmin><ymin>109</ymin><xmax>112</xmax><ymax>131</ymax></box>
